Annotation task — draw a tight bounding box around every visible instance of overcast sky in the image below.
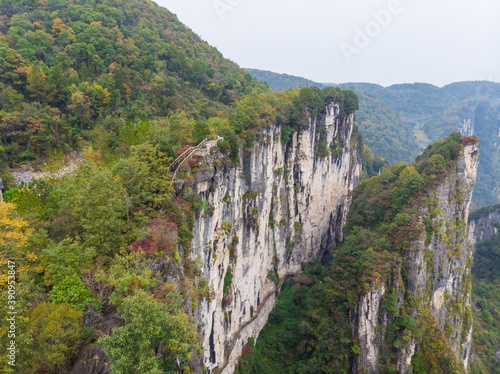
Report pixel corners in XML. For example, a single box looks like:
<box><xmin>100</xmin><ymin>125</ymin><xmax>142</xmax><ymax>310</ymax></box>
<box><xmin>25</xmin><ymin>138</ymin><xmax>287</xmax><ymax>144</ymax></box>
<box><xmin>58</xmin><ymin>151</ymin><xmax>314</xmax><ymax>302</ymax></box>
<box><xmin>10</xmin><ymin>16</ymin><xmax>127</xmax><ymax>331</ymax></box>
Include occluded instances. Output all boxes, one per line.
<box><xmin>155</xmin><ymin>0</ymin><xmax>500</xmax><ymax>87</ymax></box>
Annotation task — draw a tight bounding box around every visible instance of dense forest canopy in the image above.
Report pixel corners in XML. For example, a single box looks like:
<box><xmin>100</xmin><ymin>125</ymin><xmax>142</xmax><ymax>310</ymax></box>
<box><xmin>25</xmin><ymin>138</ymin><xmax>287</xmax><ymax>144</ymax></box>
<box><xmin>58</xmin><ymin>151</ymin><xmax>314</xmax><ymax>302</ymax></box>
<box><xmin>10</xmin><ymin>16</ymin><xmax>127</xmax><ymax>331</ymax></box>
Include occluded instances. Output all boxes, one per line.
<box><xmin>0</xmin><ymin>0</ymin><xmax>267</xmax><ymax>172</ymax></box>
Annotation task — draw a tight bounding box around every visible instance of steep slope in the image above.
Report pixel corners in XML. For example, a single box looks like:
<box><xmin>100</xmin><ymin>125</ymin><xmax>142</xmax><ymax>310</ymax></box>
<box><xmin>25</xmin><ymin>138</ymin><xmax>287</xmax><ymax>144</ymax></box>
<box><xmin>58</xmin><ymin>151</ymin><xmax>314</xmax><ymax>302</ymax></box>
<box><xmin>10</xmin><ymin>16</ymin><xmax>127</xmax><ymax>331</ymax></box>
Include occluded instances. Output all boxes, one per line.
<box><xmin>237</xmin><ymin>133</ymin><xmax>480</xmax><ymax>373</ymax></box>
<box><xmin>0</xmin><ymin>2</ymin><xmax>368</xmax><ymax>373</ymax></box>
<box><xmin>185</xmin><ymin>100</ymin><xmax>362</xmax><ymax>373</ymax></box>
<box><xmin>351</xmin><ymin>135</ymin><xmax>479</xmax><ymax>373</ymax></box>
<box><xmin>248</xmin><ymin>68</ymin><xmax>500</xmax><ymax>207</ymax></box>
<box><xmin>353</xmin><ymin>91</ymin><xmax>419</xmax><ymax>163</ymax></box>
<box><xmin>425</xmin><ymin>100</ymin><xmax>500</xmax><ymax>207</ymax></box>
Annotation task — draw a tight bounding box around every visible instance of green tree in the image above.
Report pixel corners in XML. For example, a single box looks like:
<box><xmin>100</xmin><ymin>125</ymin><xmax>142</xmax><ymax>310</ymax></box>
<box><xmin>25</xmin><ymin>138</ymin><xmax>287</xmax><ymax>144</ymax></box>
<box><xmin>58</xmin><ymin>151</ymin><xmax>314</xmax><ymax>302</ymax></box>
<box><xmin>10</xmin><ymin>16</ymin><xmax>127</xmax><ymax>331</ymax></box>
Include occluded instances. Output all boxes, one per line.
<box><xmin>49</xmin><ymin>273</ymin><xmax>96</xmax><ymax>311</ymax></box>
<box><xmin>193</xmin><ymin>121</ymin><xmax>210</xmax><ymax>144</ymax></box>
<box><xmin>24</xmin><ymin>302</ymin><xmax>83</xmax><ymax>373</ymax></box>
<box><xmin>35</xmin><ymin>235</ymin><xmax>95</xmax><ymax>285</ymax></box>
<box><xmin>96</xmin><ymin>251</ymin><xmax>159</xmax><ymax>306</ymax></box>
<box><xmin>27</xmin><ymin>66</ymin><xmax>55</xmax><ymax>102</ymax></box>
<box><xmin>99</xmin><ymin>290</ymin><xmax>197</xmax><ymax>374</ymax></box>
<box><xmin>61</xmin><ymin>161</ymin><xmax>128</xmax><ymax>255</ymax></box>
<box><xmin>166</xmin><ymin>112</ymin><xmax>195</xmax><ymax>149</ymax></box>
<box><xmin>114</xmin><ymin>143</ymin><xmax>174</xmax><ymax>210</ymax></box>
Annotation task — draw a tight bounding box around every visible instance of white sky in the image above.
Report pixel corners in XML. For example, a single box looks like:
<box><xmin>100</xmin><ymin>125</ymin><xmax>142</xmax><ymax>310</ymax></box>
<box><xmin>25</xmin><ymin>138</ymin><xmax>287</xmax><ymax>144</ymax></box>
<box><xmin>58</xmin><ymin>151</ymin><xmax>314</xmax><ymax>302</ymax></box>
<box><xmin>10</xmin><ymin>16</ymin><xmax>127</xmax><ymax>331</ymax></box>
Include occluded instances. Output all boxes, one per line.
<box><xmin>154</xmin><ymin>0</ymin><xmax>500</xmax><ymax>87</ymax></box>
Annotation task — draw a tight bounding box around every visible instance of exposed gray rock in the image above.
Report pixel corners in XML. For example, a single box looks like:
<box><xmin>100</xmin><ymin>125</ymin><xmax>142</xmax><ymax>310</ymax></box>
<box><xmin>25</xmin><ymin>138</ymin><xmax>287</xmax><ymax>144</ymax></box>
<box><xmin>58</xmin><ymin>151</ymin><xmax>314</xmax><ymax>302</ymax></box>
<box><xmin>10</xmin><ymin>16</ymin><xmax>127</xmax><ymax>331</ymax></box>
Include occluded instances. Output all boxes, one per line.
<box><xmin>83</xmin><ymin>301</ymin><xmax>122</xmax><ymax>336</ymax></box>
<box><xmin>10</xmin><ymin>151</ymin><xmax>81</xmax><ymax>185</ymax></box>
<box><xmin>187</xmin><ymin>103</ymin><xmax>362</xmax><ymax>373</ymax></box>
<box><xmin>70</xmin><ymin>345</ymin><xmax>111</xmax><ymax>374</ymax></box>
<box><xmin>71</xmin><ymin>300</ymin><xmax>122</xmax><ymax>374</ymax></box>
<box><xmin>149</xmin><ymin>254</ymin><xmax>183</xmax><ymax>285</ymax></box>
<box><xmin>469</xmin><ymin>208</ymin><xmax>500</xmax><ymax>243</ymax></box>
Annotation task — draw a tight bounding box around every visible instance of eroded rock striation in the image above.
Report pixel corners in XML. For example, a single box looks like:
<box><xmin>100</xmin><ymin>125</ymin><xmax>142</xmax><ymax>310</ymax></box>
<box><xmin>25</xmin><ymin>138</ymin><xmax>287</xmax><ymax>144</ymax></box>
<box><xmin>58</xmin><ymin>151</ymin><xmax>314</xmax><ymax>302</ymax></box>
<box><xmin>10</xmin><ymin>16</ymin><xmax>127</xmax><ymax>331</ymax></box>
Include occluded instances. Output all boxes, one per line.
<box><xmin>184</xmin><ymin>103</ymin><xmax>361</xmax><ymax>373</ymax></box>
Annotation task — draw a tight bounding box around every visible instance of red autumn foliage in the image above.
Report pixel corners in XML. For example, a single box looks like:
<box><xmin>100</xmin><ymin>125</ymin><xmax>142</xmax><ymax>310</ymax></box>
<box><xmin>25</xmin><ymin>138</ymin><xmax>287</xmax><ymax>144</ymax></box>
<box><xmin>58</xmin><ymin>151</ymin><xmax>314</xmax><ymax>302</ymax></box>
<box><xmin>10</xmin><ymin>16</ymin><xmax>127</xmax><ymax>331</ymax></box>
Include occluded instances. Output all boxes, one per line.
<box><xmin>241</xmin><ymin>343</ymin><xmax>253</xmax><ymax>358</ymax></box>
<box><xmin>177</xmin><ymin>145</ymin><xmax>192</xmax><ymax>156</ymax></box>
<box><xmin>388</xmin><ymin>217</ymin><xmax>424</xmax><ymax>252</ymax></box>
<box><xmin>186</xmin><ymin>158</ymin><xmax>197</xmax><ymax>168</ymax></box>
<box><xmin>463</xmin><ymin>135</ymin><xmax>479</xmax><ymax>145</ymax></box>
<box><xmin>131</xmin><ymin>218</ymin><xmax>177</xmax><ymax>254</ymax></box>
<box><xmin>131</xmin><ymin>236</ymin><xmax>156</xmax><ymax>254</ymax></box>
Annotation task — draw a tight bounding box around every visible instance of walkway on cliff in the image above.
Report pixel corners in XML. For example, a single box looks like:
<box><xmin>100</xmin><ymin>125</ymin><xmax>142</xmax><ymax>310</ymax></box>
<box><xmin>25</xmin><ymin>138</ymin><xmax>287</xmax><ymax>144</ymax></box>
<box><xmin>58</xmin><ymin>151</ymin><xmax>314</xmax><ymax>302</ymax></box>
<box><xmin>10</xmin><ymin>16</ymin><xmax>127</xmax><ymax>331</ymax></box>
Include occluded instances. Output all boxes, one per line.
<box><xmin>168</xmin><ymin>136</ymin><xmax>222</xmax><ymax>181</ymax></box>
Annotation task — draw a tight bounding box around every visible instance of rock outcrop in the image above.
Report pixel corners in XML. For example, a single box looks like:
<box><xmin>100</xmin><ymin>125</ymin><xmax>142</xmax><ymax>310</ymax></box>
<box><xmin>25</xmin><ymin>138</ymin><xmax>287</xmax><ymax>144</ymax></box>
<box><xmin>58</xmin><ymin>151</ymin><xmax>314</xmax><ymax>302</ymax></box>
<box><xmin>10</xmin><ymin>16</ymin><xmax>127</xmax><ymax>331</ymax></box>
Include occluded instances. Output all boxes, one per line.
<box><xmin>184</xmin><ymin>103</ymin><xmax>361</xmax><ymax>373</ymax></box>
<box><xmin>353</xmin><ymin>143</ymin><xmax>480</xmax><ymax>373</ymax></box>
<box><xmin>71</xmin><ymin>299</ymin><xmax>121</xmax><ymax>374</ymax></box>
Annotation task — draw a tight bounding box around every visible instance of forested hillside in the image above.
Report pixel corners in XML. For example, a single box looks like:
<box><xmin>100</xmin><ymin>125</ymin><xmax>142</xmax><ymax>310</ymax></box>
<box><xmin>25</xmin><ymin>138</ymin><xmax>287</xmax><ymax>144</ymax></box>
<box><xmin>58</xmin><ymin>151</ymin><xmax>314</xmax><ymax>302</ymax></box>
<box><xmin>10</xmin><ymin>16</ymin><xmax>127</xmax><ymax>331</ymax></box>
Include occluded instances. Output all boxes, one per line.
<box><xmin>342</xmin><ymin>81</ymin><xmax>500</xmax><ymax>207</ymax></box>
<box><xmin>0</xmin><ymin>1</ymin><xmax>492</xmax><ymax>373</ymax></box>
<box><xmin>353</xmin><ymin>91</ymin><xmax>419</xmax><ymax>163</ymax></box>
<box><xmin>246</xmin><ymin>69</ymin><xmax>420</xmax><ymax>163</ymax></box>
<box><xmin>0</xmin><ymin>0</ymin><xmax>267</xmax><ymax>179</ymax></box>
<box><xmin>245</xmin><ymin>68</ymin><xmax>325</xmax><ymax>91</ymax></box>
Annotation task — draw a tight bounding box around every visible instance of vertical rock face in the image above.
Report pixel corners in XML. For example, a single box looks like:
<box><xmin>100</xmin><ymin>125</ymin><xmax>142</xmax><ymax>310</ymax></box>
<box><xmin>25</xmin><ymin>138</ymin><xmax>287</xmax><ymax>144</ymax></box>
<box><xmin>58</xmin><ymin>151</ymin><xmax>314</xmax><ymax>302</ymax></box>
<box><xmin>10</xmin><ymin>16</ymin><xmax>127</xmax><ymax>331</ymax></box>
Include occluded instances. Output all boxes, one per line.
<box><xmin>356</xmin><ymin>285</ymin><xmax>386</xmax><ymax>373</ymax></box>
<box><xmin>353</xmin><ymin>144</ymin><xmax>480</xmax><ymax>373</ymax></box>
<box><xmin>186</xmin><ymin>103</ymin><xmax>361</xmax><ymax>373</ymax></box>
<box><xmin>469</xmin><ymin>207</ymin><xmax>500</xmax><ymax>243</ymax></box>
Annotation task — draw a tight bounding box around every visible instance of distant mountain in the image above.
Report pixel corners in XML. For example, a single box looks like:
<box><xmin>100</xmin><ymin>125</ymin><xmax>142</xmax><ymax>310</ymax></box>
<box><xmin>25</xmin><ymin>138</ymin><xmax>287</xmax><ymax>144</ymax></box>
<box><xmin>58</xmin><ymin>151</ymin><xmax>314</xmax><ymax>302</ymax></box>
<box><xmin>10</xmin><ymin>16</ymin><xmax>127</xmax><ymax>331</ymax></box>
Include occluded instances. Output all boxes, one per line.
<box><xmin>246</xmin><ymin>69</ymin><xmax>420</xmax><ymax>164</ymax></box>
<box><xmin>247</xmin><ymin>68</ymin><xmax>500</xmax><ymax>207</ymax></box>
<box><xmin>245</xmin><ymin>69</ymin><xmax>325</xmax><ymax>91</ymax></box>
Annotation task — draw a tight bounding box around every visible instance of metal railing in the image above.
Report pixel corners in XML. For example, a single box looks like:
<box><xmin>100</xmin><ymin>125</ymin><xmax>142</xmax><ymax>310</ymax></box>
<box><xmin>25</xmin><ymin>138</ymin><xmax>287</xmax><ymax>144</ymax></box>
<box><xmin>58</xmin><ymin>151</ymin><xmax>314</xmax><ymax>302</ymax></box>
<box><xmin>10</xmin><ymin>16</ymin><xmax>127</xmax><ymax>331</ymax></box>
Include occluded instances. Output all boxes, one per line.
<box><xmin>169</xmin><ymin>136</ymin><xmax>222</xmax><ymax>181</ymax></box>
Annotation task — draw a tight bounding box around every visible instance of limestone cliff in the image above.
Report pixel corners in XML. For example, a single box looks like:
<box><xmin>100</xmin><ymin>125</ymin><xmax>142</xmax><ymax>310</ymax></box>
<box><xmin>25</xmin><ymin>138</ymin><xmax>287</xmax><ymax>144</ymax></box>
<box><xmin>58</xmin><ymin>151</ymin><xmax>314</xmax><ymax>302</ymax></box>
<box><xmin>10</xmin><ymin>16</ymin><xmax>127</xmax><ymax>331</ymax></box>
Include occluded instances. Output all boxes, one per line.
<box><xmin>181</xmin><ymin>102</ymin><xmax>361</xmax><ymax>373</ymax></box>
<box><xmin>469</xmin><ymin>204</ymin><xmax>500</xmax><ymax>243</ymax></box>
<box><xmin>353</xmin><ymin>143</ymin><xmax>480</xmax><ymax>373</ymax></box>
